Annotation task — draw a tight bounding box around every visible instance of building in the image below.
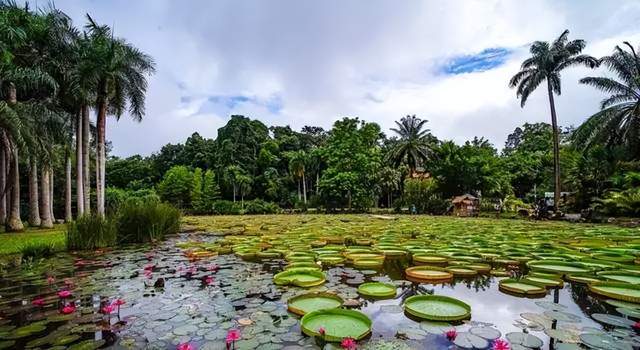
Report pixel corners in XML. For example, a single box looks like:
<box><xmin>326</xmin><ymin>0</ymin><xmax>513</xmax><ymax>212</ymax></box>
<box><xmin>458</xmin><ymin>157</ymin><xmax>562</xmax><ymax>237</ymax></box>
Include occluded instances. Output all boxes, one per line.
<box><xmin>452</xmin><ymin>194</ymin><xmax>479</xmax><ymax>217</ymax></box>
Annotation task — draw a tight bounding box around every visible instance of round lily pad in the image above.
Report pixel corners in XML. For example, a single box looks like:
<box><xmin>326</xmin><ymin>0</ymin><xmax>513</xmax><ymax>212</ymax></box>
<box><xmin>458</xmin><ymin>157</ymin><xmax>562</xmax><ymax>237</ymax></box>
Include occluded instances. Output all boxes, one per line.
<box><xmin>605</xmin><ymin>299</ymin><xmax>640</xmax><ymax>310</ymax></box>
<box><xmin>405</xmin><ymin>266</ymin><xmax>453</xmax><ymax>283</ymax></box>
<box><xmin>591</xmin><ymin>313</ymin><xmax>635</xmax><ymax>328</ymax></box>
<box><xmin>446</xmin><ymin>266</ymin><xmax>478</xmax><ymax>277</ymax></box>
<box><xmin>404</xmin><ymin>295</ymin><xmax>471</xmax><ymax>321</ymax></box>
<box><xmin>287</xmin><ymin>292</ymin><xmax>343</xmax><ymax>316</ymax></box>
<box><xmin>597</xmin><ymin>270</ymin><xmax>640</xmax><ymax>284</ymax></box>
<box><xmin>527</xmin><ymin>260</ymin><xmax>591</xmax><ymax>275</ymax></box>
<box><xmin>413</xmin><ymin>254</ymin><xmax>448</xmax><ymax>265</ymax></box>
<box><xmin>580</xmin><ymin>333</ymin><xmax>632</xmax><ymax>350</ymax></box>
<box><xmin>524</xmin><ymin>274</ymin><xmax>564</xmax><ymax>288</ymax></box>
<box><xmin>273</xmin><ymin>268</ymin><xmax>326</xmax><ymax>287</ymax></box>
<box><xmin>453</xmin><ymin>332</ymin><xmax>489</xmax><ymax>349</ymax></box>
<box><xmin>469</xmin><ymin>326</ymin><xmax>501</xmax><ymax>340</ymax></box>
<box><xmin>499</xmin><ymin>278</ymin><xmax>546</xmax><ymax>296</ymax></box>
<box><xmin>589</xmin><ymin>282</ymin><xmax>640</xmax><ymax>302</ymax></box>
<box><xmin>353</xmin><ymin>259</ymin><xmax>383</xmax><ymax>269</ymax></box>
<box><xmin>300</xmin><ymin>308</ymin><xmax>372</xmax><ymax>342</ymax></box>
<box><xmin>357</xmin><ymin>282</ymin><xmax>396</xmax><ymax>299</ymax></box>
<box><xmin>506</xmin><ymin>332</ymin><xmax>543</xmax><ymax>348</ymax></box>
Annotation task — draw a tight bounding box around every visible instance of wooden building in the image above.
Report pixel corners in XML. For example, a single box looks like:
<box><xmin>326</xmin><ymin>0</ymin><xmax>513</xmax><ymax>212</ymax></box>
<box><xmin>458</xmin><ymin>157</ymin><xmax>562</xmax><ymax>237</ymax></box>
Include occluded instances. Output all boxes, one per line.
<box><xmin>452</xmin><ymin>194</ymin><xmax>479</xmax><ymax>217</ymax></box>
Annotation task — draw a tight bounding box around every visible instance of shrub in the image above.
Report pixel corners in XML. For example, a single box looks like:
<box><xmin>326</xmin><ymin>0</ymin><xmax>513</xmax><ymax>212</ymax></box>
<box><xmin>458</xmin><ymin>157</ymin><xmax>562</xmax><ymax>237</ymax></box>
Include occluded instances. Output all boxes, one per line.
<box><xmin>106</xmin><ymin>187</ymin><xmax>160</xmax><ymax>214</ymax></box>
<box><xmin>212</xmin><ymin>200</ymin><xmax>243</xmax><ymax>215</ymax></box>
<box><xmin>66</xmin><ymin>214</ymin><xmax>118</xmax><ymax>250</ymax></box>
<box><xmin>19</xmin><ymin>241</ymin><xmax>61</xmax><ymax>260</ymax></box>
<box><xmin>117</xmin><ymin>199</ymin><xmax>181</xmax><ymax>243</ymax></box>
<box><xmin>157</xmin><ymin>165</ymin><xmax>193</xmax><ymax>208</ymax></box>
<box><xmin>245</xmin><ymin>199</ymin><xmax>281</xmax><ymax>214</ymax></box>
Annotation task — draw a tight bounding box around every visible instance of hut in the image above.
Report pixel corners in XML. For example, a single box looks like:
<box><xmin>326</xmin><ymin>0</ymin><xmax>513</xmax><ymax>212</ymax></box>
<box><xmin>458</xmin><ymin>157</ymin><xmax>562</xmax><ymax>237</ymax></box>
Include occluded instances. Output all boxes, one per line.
<box><xmin>452</xmin><ymin>194</ymin><xmax>479</xmax><ymax>217</ymax></box>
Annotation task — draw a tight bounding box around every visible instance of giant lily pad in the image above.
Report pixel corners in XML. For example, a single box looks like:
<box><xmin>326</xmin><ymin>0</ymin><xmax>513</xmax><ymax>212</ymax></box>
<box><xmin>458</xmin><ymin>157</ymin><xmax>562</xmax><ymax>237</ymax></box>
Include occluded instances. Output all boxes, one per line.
<box><xmin>404</xmin><ymin>295</ymin><xmax>471</xmax><ymax>321</ymax></box>
<box><xmin>505</xmin><ymin>332</ymin><xmax>543</xmax><ymax>348</ymax></box>
<box><xmin>357</xmin><ymin>282</ymin><xmax>396</xmax><ymax>298</ymax></box>
<box><xmin>597</xmin><ymin>270</ymin><xmax>640</xmax><ymax>284</ymax></box>
<box><xmin>300</xmin><ymin>308</ymin><xmax>372</xmax><ymax>341</ymax></box>
<box><xmin>453</xmin><ymin>332</ymin><xmax>489</xmax><ymax>349</ymax></box>
<box><xmin>498</xmin><ymin>278</ymin><xmax>547</xmax><ymax>296</ymax></box>
<box><xmin>589</xmin><ymin>281</ymin><xmax>640</xmax><ymax>302</ymax></box>
<box><xmin>287</xmin><ymin>292</ymin><xmax>343</xmax><ymax>316</ymax></box>
<box><xmin>527</xmin><ymin>260</ymin><xmax>592</xmax><ymax>275</ymax></box>
<box><xmin>273</xmin><ymin>268</ymin><xmax>326</xmax><ymax>287</ymax></box>
<box><xmin>405</xmin><ymin>266</ymin><xmax>453</xmax><ymax>283</ymax></box>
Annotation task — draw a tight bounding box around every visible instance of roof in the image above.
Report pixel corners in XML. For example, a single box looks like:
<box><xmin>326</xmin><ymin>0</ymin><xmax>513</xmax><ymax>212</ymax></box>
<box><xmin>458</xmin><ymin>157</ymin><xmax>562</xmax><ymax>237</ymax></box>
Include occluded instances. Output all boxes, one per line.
<box><xmin>452</xmin><ymin>194</ymin><xmax>478</xmax><ymax>204</ymax></box>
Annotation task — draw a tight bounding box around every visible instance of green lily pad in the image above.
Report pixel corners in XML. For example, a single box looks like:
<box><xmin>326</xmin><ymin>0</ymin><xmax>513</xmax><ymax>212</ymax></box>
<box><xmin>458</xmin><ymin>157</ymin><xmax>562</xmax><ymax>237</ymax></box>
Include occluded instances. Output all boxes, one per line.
<box><xmin>357</xmin><ymin>282</ymin><xmax>396</xmax><ymax>299</ymax></box>
<box><xmin>453</xmin><ymin>332</ymin><xmax>489</xmax><ymax>349</ymax></box>
<box><xmin>419</xmin><ymin>321</ymin><xmax>453</xmax><ymax>334</ymax></box>
<box><xmin>273</xmin><ymin>268</ymin><xmax>326</xmax><ymax>287</ymax></box>
<box><xmin>527</xmin><ymin>260</ymin><xmax>591</xmax><ymax>275</ymax></box>
<box><xmin>597</xmin><ymin>270</ymin><xmax>640</xmax><ymax>284</ymax></box>
<box><xmin>605</xmin><ymin>299</ymin><xmax>640</xmax><ymax>310</ymax></box>
<box><xmin>5</xmin><ymin>324</ymin><xmax>46</xmax><ymax>339</ymax></box>
<box><xmin>404</xmin><ymin>295</ymin><xmax>471</xmax><ymax>321</ymax></box>
<box><xmin>67</xmin><ymin>339</ymin><xmax>106</xmax><ymax>350</ymax></box>
<box><xmin>616</xmin><ymin>307</ymin><xmax>640</xmax><ymax>318</ymax></box>
<box><xmin>499</xmin><ymin>278</ymin><xmax>546</xmax><ymax>296</ymax></box>
<box><xmin>469</xmin><ymin>326</ymin><xmax>500</xmax><ymax>340</ymax></box>
<box><xmin>52</xmin><ymin>334</ymin><xmax>82</xmax><ymax>346</ymax></box>
<box><xmin>405</xmin><ymin>266</ymin><xmax>453</xmax><ymax>283</ymax></box>
<box><xmin>300</xmin><ymin>308</ymin><xmax>372</xmax><ymax>342</ymax></box>
<box><xmin>543</xmin><ymin>310</ymin><xmax>581</xmax><ymax>322</ymax></box>
<box><xmin>506</xmin><ymin>332</ymin><xmax>543</xmax><ymax>348</ymax></box>
<box><xmin>589</xmin><ymin>282</ymin><xmax>640</xmax><ymax>302</ymax></box>
<box><xmin>287</xmin><ymin>292</ymin><xmax>343</xmax><ymax>316</ymax></box>
<box><xmin>580</xmin><ymin>333</ymin><xmax>632</xmax><ymax>350</ymax></box>
<box><xmin>0</xmin><ymin>341</ymin><xmax>15</xmax><ymax>350</ymax></box>
<box><xmin>591</xmin><ymin>313</ymin><xmax>635</xmax><ymax>328</ymax></box>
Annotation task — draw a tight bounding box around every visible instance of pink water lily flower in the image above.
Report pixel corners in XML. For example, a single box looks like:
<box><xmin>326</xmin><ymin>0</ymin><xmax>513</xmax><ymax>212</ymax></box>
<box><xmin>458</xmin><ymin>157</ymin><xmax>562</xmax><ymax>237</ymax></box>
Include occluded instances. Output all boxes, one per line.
<box><xmin>60</xmin><ymin>304</ymin><xmax>76</xmax><ymax>314</ymax></box>
<box><xmin>102</xmin><ymin>304</ymin><xmax>116</xmax><ymax>314</ymax></box>
<box><xmin>113</xmin><ymin>298</ymin><xmax>126</xmax><ymax>306</ymax></box>
<box><xmin>204</xmin><ymin>276</ymin><xmax>215</xmax><ymax>285</ymax></box>
<box><xmin>177</xmin><ymin>343</ymin><xmax>195</xmax><ymax>350</ymax></box>
<box><xmin>32</xmin><ymin>297</ymin><xmax>45</xmax><ymax>307</ymax></box>
<box><xmin>634</xmin><ymin>321</ymin><xmax>640</xmax><ymax>330</ymax></box>
<box><xmin>46</xmin><ymin>276</ymin><xmax>55</xmax><ymax>285</ymax></box>
<box><xmin>318</xmin><ymin>327</ymin><xmax>326</xmax><ymax>336</ymax></box>
<box><xmin>58</xmin><ymin>290</ymin><xmax>72</xmax><ymax>298</ymax></box>
<box><xmin>340</xmin><ymin>337</ymin><xmax>357</xmax><ymax>350</ymax></box>
<box><xmin>207</xmin><ymin>264</ymin><xmax>219</xmax><ymax>272</ymax></box>
<box><xmin>492</xmin><ymin>339</ymin><xmax>510</xmax><ymax>350</ymax></box>
<box><xmin>444</xmin><ymin>329</ymin><xmax>457</xmax><ymax>341</ymax></box>
<box><xmin>226</xmin><ymin>329</ymin><xmax>241</xmax><ymax>349</ymax></box>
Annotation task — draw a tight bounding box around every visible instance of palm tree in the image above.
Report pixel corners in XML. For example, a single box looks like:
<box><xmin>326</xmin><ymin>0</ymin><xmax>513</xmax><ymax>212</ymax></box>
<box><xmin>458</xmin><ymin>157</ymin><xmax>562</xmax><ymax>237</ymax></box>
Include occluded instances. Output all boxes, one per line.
<box><xmin>377</xmin><ymin>166</ymin><xmax>401</xmax><ymax>208</ymax></box>
<box><xmin>83</xmin><ymin>15</ymin><xmax>155</xmax><ymax>215</ymax></box>
<box><xmin>509</xmin><ymin>29</ymin><xmax>597</xmax><ymax>212</ymax></box>
<box><xmin>287</xmin><ymin>150</ymin><xmax>308</xmax><ymax>204</ymax></box>
<box><xmin>387</xmin><ymin>115</ymin><xmax>434</xmax><ymax>175</ymax></box>
<box><xmin>573</xmin><ymin>42</ymin><xmax>640</xmax><ymax>158</ymax></box>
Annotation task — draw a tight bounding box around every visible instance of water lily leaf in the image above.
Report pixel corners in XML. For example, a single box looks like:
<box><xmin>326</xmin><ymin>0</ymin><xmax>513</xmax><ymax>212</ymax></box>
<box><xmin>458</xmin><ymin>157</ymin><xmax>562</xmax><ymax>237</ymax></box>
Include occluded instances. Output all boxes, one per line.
<box><xmin>67</xmin><ymin>339</ymin><xmax>106</xmax><ymax>350</ymax></box>
<box><xmin>506</xmin><ymin>332</ymin><xmax>543</xmax><ymax>348</ymax></box>
<box><xmin>419</xmin><ymin>320</ymin><xmax>453</xmax><ymax>334</ymax></box>
<box><xmin>545</xmin><ymin>328</ymin><xmax>580</xmax><ymax>343</ymax></box>
<box><xmin>591</xmin><ymin>313</ymin><xmax>635</xmax><ymax>328</ymax></box>
<box><xmin>52</xmin><ymin>334</ymin><xmax>81</xmax><ymax>346</ymax></box>
<box><xmin>616</xmin><ymin>307</ymin><xmax>640</xmax><ymax>319</ymax></box>
<box><xmin>543</xmin><ymin>310</ymin><xmax>582</xmax><ymax>322</ymax></box>
<box><xmin>469</xmin><ymin>326</ymin><xmax>501</xmax><ymax>340</ymax></box>
<box><xmin>453</xmin><ymin>332</ymin><xmax>489</xmax><ymax>349</ymax></box>
<box><xmin>0</xmin><ymin>341</ymin><xmax>15</xmax><ymax>350</ymax></box>
<box><xmin>535</xmin><ymin>300</ymin><xmax>568</xmax><ymax>311</ymax></box>
<box><xmin>580</xmin><ymin>333</ymin><xmax>633</xmax><ymax>350</ymax></box>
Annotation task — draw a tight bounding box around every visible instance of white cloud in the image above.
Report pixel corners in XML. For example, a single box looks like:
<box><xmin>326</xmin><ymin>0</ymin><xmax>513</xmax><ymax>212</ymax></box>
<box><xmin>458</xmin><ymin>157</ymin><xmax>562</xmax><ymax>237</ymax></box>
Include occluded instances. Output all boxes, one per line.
<box><xmin>53</xmin><ymin>0</ymin><xmax>640</xmax><ymax>156</ymax></box>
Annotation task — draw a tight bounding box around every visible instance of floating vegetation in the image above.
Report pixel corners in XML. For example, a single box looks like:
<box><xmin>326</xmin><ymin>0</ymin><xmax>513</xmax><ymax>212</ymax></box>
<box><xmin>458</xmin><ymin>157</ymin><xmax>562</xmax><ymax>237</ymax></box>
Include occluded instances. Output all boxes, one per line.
<box><xmin>300</xmin><ymin>308</ymin><xmax>372</xmax><ymax>341</ymax></box>
<box><xmin>357</xmin><ymin>282</ymin><xmax>397</xmax><ymax>298</ymax></box>
<box><xmin>404</xmin><ymin>295</ymin><xmax>471</xmax><ymax>321</ymax></box>
<box><xmin>287</xmin><ymin>292</ymin><xmax>344</xmax><ymax>316</ymax></box>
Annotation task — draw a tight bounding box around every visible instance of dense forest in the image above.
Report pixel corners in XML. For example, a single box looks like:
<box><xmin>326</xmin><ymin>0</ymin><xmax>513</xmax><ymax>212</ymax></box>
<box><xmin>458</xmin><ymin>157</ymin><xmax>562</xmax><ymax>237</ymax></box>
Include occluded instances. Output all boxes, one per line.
<box><xmin>2</xmin><ymin>1</ymin><xmax>640</xmax><ymax>229</ymax></box>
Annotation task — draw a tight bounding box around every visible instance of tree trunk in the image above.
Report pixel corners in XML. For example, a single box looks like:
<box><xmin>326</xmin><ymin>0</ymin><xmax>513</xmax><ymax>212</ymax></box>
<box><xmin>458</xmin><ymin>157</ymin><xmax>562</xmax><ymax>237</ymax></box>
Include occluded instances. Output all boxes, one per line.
<box><xmin>297</xmin><ymin>179</ymin><xmax>301</xmax><ymax>202</ymax></box>
<box><xmin>65</xmin><ymin>153</ymin><xmax>72</xmax><ymax>222</ymax></box>
<box><xmin>50</xmin><ymin>169</ymin><xmax>55</xmax><ymax>222</ymax></box>
<box><xmin>96</xmin><ymin>97</ymin><xmax>107</xmax><ymax>216</ymax></box>
<box><xmin>6</xmin><ymin>146</ymin><xmax>23</xmax><ymax>232</ymax></box>
<box><xmin>0</xmin><ymin>147</ymin><xmax>6</xmax><ymax>225</ymax></box>
<box><xmin>547</xmin><ymin>81</ymin><xmax>561</xmax><ymax>214</ymax></box>
<box><xmin>302</xmin><ymin>172</ymin><xmax>307</xmax><ymax>204</ymax></box>
<box><xmin>232</xmin><ymin>184</ymin><xmax>236</xmax><ymax>203</ymax></box>
<box><xmin>76</xmin><ymin>108</ymin><xmax>84</xmax><ymax>216</ymax></box>
<box><xmin>40</xmin><ymin>166</ymin><xmax>53</xmax><ymax>228</ymax></box>
<box><xmin>82</xmin><ymin>104</ymin><xmax>90</xmax><ymax>213</ymax></box>
<box><xmin>388</xmin><ymin>192</ymin><xmax>391</xmax><ymax>208</ymax></box>
<box><xmin>28</xmin><ymin>158</ymin><xmax>41</xmax><ymax>227</ymax></box>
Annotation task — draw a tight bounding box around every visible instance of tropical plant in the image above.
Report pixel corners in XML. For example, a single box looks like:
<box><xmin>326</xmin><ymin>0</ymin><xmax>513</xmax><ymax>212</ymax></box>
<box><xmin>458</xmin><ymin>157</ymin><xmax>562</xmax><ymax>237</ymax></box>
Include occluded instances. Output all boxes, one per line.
<box><xmin>573</xmin><ymin>42</ymin><xmax>640</xmax><ymax>158</ymax></box>
<box><xmin>66</xmin><ymin>214</ymin><xmax>117</xmax><ymax>250</ymax></box>
<box><xmin>386</xmin><ymin>115</ymin><xmax>434</xmax><ymax>174</ymax></box>
<box><xmin>509</xmin><ymin>29</ymin><xmax>597</xmax><ymax>212</ymax></box>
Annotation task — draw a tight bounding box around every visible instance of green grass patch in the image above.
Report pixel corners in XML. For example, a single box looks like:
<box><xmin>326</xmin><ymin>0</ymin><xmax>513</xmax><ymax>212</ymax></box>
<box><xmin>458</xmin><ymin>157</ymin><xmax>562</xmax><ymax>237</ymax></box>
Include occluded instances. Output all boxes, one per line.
<box><xmin>0</xmin><ymin>225</ymin><xmax>66</xmax><ymax>255</ymax></box>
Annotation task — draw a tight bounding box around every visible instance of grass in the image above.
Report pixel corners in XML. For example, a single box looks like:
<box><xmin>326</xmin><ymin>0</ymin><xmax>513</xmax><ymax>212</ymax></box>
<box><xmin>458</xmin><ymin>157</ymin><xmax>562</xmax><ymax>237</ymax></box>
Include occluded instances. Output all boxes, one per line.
<box><xmin>0</xmin><ymin>225</ymin><xmax>66</xmax><ymax>255</ymax></box>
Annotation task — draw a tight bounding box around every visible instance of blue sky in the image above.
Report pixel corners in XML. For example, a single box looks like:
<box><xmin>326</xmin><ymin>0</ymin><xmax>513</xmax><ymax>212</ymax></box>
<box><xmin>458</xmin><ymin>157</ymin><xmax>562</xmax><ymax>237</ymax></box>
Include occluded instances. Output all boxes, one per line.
<box><xmin>50</xmin><ymin>0</ymin><xmax>640</xmax><ymax>156</ymax></box>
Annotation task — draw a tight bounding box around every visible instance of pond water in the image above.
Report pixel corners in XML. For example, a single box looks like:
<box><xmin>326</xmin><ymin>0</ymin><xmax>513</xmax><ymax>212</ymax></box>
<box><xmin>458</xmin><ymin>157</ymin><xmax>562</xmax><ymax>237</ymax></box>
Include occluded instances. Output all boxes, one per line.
<box><xmin>0</xmin><ymin>228</ymin><xmax>638</xmax><ymax>350</ymax></box>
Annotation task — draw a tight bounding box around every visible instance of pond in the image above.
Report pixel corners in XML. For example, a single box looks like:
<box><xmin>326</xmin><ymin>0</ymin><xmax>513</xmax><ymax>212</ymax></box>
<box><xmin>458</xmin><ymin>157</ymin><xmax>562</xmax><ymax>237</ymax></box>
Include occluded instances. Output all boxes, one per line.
<box><xmin>0</xmin><ymin>215</ymin><xmax>639</xmax><ymax>350</ymax></box>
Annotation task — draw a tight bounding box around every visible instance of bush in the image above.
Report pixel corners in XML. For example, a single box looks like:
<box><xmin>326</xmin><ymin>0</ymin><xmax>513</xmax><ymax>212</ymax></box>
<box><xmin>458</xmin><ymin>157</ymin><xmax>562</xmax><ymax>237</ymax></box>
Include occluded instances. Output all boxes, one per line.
<box><xmin>212</xmin><ymin>200</ymin><xmax>243</xmax><ymax>215</ymax></box>
<box><xmin>245</xmin><ymin>199</ymin><xmax>281</xmax><ymax>214</ymax></box>
<box><xmin>106</xmin><ymin>187</ymin><xmax>160</xmax><ymax>214</ymax></box>
<box><xmin>117</xmin><ymin>199</ymin><xmax>181</xmax><ymax>243</ymax></box>
<box><xmin>66</xmin><ymin>214</ymin><xmax>118</xmax><ymax>250</ymax></box>
<box><xmin>19</xmin><ymin>241</ymin><xmax>61</xmax><ymax>260</ymax></box>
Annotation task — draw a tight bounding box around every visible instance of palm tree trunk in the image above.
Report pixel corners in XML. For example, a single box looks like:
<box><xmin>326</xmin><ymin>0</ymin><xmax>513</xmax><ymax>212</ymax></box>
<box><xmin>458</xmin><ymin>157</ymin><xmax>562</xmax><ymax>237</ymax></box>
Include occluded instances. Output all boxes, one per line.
<box><xmin>547</xmin><ymin>81</ymin><xmax>561</xmax><ymax>213</ymax></box>
<box><xmin>28</xmin><ymin>158</ymin><xmax>41</xmax><ymax>227</ymax></box>
<box><xmin>297</xmin><ymin>179</ymin><xmax>301</xmax><ymax>202</ymax></box>
<box><xmin>96</xmin><ymin>97</ymin><xmax>107</xmax><ymax>216</ymax></box>
<box><xmin>302</xmin><ymin>172</ymin><xmax>307</xmax><ymax>204</ymax></box>
<box><xmin>65</xmin><ymin>153</ymin><xmax>72</xmax><ymax>222</ymax></box>
<box><xmin>40</xmin><ymin>166</ymin><xmax>53</xmax><ymax>228</ymax></box>
<box><xmin>232</xmin><ymin>184</ymin><xmax>236</xmax><ymax>203</ymax></box>
<box><xmin>6</xmin><ymin>145</ymin><xmax>23</xmax><ymax>232</ymax></box>
<box><xmin>0</xmin><ymin>146</ymin><xmax>6</xmax><ymax>225</ymax></box>
<box><xmin>388</xmin><ymin>192</ymin><xmax>391</xmax><ymax>208</ymax></box>
<box><xmin>82</xmin><ymin>104</ymin><xmax>90</xmax><ymax>213</ymax></box>
<box><xmin>50</xmin><ymin>170</ymin><xmax>55</xmax><ymax>222</ymax></box>
<box><xmin>76</xmin><ymin>108</ymin><xmax>84</xmax><ymax>216</ymax></box>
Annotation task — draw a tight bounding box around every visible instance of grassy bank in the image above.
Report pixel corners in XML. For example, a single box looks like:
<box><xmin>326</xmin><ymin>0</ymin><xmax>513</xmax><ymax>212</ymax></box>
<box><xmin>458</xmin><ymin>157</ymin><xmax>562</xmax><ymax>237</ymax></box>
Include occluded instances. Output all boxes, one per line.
<box><xmin>0</xmin><ymin>225</ymin><xmax>66</xmax><ymax>255</ymax></box>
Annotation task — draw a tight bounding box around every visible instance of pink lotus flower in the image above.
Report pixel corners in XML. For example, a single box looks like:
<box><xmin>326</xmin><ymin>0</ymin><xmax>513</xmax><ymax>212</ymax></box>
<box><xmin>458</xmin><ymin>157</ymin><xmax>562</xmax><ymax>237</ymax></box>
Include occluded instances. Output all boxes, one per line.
<box><xmin>144</xmin><ymin>264</ymin><xmax>154</xmax><ymax>271</ymax></box>
<box><xmin>340</xmin><ymin>337</ymin><xmax>357</xmax><ymax>350</ymax></box>
<box><xmin>204</xmin><ymin>276</ymin><xmax>215</xmax><ymax>285</ymax></box>
<box><xmin>58</xmin><ymin>290</ymin><xmax>72</xmax><ymax>298</ymax></box>
<box><xmin>492</xmin><ymin>339</ymin><xmax>510</xmax><ymax>350</ymax></box>
<box><xmin>318</xmin><ymin>327</ymin><xmax>326</xmax><ymax>336</ymax></box>
<box><xmin>177</xmin><ymin>343</ymin><xmax>195</xmax><ymax>350</ymax></box>
<box><xmin>444</xmin><ymin>329</ymin><xmax>457</xmax><ymax>341</ymax></box>
<box><xmin>207</xmin><ymin>264</ymin><xmax>219</xmax><ymax>272</ymax></box>
<box><xmin>60</xmin><ymin>304</ymin><xmax>76</xmax><ymax>314</ymax></box>
<box><xmin>32</xmin><ymin>297</ymin><xmax>45</xmax><ymax>307</ymax></box>
<box><xmin>226</xmin><ymin>329</ymin><xmax>241</xmax><ymax>346</ymax></box>
<box><xmin>112</xmin><ymin>298</ymin><xmax>126</xmax><ymax>306</ymax></box>
<box><xmin>46</xmin><ymin>276</ymin><xmax>55</xmax><ymax>285</ymax></box>
<box><xmin>102</xmin><ymin>304</ymin><xmax>116</xmax><ymax>314</ymax></box>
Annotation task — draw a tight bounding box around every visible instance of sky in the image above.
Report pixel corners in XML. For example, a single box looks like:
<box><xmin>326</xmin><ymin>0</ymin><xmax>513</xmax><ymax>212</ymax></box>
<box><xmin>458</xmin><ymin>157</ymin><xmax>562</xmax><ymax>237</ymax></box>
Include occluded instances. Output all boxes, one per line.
<box><xmin>51</xmin><ymin>0</ymin><xmax>640</xmax><ymax>157</ymax></box>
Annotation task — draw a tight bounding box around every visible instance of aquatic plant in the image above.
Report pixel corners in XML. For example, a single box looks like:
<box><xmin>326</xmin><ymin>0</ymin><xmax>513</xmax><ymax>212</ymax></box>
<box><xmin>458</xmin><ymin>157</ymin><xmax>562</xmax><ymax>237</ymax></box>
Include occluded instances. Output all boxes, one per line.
<box><xmin>57</xmin><ymin>290</ymin><xmax>72</xmax><ymax>298</ymax></box>
<box><xmin>31</xmin><ymin>297</ymin><xmax>44</xmax><ymax>307</ymax></box>
<box><xmin>492</xmin><ymin>339</ymin><xmax>510</xmax><ymax>350</ymax></box>
<box><xmin>66</xmin><ymin>214</ymin><xmax>118</xmax><ymax>250</ymax></box>
<box><xmin>445</xmin><ymin>329</ymin><xmax>457</xmax><ymax>341</ymax></box>
<box><xmin>60</xmin><ymin>303</ymin><xmax>76</xmax><ymax>314</ymax></box>
<box><xmin>226</xmin><ymin>329</ymin><xmax>241</xmax><ymax>349</ymax></box>
<box><xmin>341</xmin><ymin>337</ymin><xmax>357</xmax><ymax>349</ymax></box>
<box><xmin>117</xmin><ymin>199</ymin><xmax>181</xmax><ymax>243</ymax></box>
<box><xmin>177</xmin><ymin>342</ymin><xmax>195</xmax><ymax>350</ymax></box>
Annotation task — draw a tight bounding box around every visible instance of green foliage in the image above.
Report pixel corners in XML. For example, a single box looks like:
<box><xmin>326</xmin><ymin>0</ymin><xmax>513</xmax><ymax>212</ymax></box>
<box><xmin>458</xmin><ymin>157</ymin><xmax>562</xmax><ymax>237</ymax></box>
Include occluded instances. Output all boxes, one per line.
<box><xmin>157</xmin><ymin>165</ymin><xmax>193</xmax><ymax>208</ymax></box>
<box><xmin>116</xmin><ymin>199</ymin><xmax>181</xmax><ymax>243</ymax></box>
<box><xmin>212</xmin><ymin>200</ymin><xmax>243</xmax><ymax>215</ymax></box>
<box><xmin>386</xmin><ymin>115</ymin><xmax>436</xmax><ymax>172</ymax></box>
<box><xmin>18</xmin><ymin>241</ymin><xmax>60</xmax><ymax>260</ymax></box>
<box><xmin>402</xmin><ymin>178</ymin><xmax>448</xmax><ymax>214</ymax></box>
<box><xmin>106</xmin><ymin>155</ymin><xmax>154</xmax><ymax>190</ymax></box>
<box><xmin>66</xmin><ymin>214</ymin><xmax>117</xmax><ymax>250</ymax></box>
<box><xmin>105</xmin><ymin>187</ymin><xmax>160</xmax><ymax>214</ymax></box>
<box><xmin>593</xmin><ymin>188</ymin><xmax>640</xmax><ymax>217</ymax></box>
<box><xmin>191</xmin><ymin>167</ymin><xmax>204</xmax><ymax>213</ymax></box>
<box><xmin>244</xmin><ymin>199</ymin><xmax>281</xmax><ymax>214</ymax></box>
<box><xmin>319</xmin><ymin>118</ymin><xmax>382</xmax><ymax>211</ymax></box>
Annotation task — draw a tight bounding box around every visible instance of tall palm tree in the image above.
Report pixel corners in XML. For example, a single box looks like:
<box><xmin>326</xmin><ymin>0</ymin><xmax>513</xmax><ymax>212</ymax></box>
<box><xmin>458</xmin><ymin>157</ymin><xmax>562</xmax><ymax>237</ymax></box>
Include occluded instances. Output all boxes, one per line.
<box><xmin>83</xmin><ymin>15</ymin><xmax>155</xmax><ymax>215</ymax></box>
<box><xmin>509</xmin><ymin>29</ymin><xmax>597</xmax><ymax>212</ymax></box>
<box><xmin>573</xmin><ymin>42</ymin><xmax>640</xmax><ymax>158</ymax></box>
<box><xmin>387</xmin><ymin>115</ymin><xmax>434</xmax><ymax>175</ymax></box>
<box><xmin>287</xmin><ymin>150</ymin><xmax>308</xmax><ymax>204</ymax></box>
